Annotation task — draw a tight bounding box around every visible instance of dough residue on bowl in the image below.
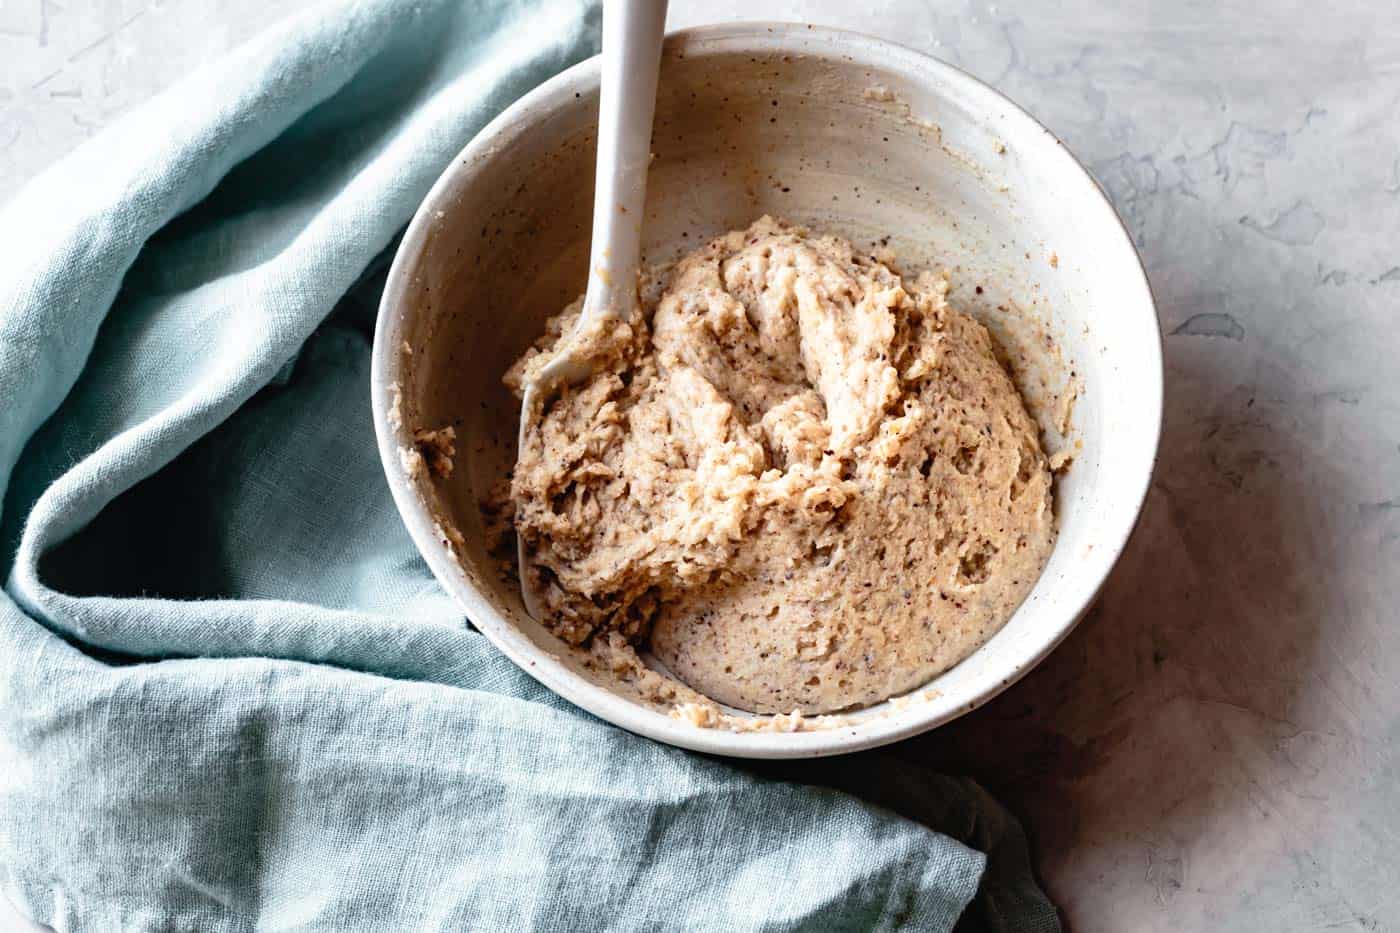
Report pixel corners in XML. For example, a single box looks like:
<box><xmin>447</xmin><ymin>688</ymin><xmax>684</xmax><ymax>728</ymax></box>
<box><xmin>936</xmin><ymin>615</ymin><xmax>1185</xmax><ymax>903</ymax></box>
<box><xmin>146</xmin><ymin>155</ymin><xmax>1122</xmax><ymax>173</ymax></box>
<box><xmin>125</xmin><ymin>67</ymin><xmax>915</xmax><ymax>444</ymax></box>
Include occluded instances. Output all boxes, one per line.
<box><xmin>501</xmin><ymin>217</ymin><xmax>1055</xmax><ymax>721</ymax></box>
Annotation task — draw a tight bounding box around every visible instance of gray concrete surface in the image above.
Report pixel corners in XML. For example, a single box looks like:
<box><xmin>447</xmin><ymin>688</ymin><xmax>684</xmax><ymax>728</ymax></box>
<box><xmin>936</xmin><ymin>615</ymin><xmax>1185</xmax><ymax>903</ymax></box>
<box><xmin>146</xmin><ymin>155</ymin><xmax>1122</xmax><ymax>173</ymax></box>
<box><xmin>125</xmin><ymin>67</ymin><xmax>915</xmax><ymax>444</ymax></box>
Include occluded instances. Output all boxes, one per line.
<box><xmin>4</xmin><ymin>1</ymin><xmax>1400</xmax><ymax>930</ymax></box>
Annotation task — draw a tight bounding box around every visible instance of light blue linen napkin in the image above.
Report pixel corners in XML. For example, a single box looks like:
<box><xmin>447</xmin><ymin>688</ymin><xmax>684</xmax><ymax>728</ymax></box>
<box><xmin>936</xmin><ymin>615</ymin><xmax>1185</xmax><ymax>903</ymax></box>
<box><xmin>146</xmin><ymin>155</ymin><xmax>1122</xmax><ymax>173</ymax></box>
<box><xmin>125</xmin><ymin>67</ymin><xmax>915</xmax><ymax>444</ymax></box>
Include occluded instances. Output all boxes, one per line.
<box><xmin>0</xmin><ymin>0</ymin><xmax>1060</xmax><ymax>929</ymax></box>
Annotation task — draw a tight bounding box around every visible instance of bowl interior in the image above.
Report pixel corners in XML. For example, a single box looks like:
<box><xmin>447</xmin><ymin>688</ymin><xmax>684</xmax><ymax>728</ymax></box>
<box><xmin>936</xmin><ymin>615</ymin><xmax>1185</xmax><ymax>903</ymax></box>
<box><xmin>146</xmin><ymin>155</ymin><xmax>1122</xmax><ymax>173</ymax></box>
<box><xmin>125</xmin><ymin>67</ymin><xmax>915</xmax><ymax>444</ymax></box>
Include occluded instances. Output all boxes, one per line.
<box><xmin>374</xmin><ymin>24</ymin><xmax>1160</xmax><ymax>757</ymax></box>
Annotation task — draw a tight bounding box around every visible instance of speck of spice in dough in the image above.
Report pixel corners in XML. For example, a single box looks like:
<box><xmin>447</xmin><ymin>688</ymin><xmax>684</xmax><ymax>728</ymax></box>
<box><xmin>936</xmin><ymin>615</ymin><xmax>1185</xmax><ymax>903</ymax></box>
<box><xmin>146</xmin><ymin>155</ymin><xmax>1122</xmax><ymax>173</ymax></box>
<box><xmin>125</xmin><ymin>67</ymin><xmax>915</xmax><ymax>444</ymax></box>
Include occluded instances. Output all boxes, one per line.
<box><xmin>504</xmin><ymin>217</ymin><xmax>1055</xmax><ymax>717</ymax></box>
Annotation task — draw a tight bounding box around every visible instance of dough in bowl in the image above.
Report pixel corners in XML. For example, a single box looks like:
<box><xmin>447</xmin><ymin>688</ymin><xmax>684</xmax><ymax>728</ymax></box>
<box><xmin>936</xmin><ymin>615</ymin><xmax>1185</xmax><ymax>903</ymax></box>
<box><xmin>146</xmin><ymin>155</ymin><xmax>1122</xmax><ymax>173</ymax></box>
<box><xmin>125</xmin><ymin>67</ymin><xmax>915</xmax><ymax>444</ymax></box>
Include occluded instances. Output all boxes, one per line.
<box><xmin>506</xmin><ymin>217</ymin><xmax>1054</xmax><ymax>715</ymax></box>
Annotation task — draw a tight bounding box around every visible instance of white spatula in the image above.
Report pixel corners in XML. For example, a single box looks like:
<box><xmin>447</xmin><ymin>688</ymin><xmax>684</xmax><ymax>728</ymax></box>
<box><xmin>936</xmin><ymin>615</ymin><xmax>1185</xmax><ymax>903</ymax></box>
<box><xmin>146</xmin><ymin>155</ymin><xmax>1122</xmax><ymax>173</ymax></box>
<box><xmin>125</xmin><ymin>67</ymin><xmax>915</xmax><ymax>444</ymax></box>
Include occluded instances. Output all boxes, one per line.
<box><xmin>517</xmin><ymin>0</ymin><xmax>668</xmax><ymax>619</ymax></box>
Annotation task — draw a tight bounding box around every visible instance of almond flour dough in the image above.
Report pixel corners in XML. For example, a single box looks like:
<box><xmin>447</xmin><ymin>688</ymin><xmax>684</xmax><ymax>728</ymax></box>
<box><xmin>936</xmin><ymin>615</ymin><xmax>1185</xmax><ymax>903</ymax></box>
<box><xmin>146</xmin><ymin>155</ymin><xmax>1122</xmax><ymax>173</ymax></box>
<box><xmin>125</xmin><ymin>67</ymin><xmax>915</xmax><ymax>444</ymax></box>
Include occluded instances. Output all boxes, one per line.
<box><xmin>506</xmin><ymin>217</ymin><xmax>1054</xmax><ymax>716</ymax></box>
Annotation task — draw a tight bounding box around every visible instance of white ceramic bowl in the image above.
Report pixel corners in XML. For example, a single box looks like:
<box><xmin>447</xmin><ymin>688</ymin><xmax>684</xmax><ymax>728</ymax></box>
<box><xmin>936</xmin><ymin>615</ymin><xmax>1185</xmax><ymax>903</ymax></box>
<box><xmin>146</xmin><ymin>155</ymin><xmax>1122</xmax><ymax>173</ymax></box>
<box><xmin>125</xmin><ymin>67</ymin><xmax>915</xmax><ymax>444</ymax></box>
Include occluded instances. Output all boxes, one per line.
<box><xmin>371</xmin><ymin>23</ymin><xmax>1162</xmax><ymax>758</ymax></box>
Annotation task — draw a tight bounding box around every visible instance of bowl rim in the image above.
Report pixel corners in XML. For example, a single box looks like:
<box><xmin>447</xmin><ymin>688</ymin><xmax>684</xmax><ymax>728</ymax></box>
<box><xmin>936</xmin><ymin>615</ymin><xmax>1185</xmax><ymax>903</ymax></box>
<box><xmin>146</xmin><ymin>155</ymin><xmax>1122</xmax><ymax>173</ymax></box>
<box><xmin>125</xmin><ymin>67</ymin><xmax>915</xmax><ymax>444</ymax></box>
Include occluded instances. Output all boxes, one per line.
<box><xmin>371</xmin><ymin>21</ymin><xmax>1164</xmax><ymax>759</ymax></box>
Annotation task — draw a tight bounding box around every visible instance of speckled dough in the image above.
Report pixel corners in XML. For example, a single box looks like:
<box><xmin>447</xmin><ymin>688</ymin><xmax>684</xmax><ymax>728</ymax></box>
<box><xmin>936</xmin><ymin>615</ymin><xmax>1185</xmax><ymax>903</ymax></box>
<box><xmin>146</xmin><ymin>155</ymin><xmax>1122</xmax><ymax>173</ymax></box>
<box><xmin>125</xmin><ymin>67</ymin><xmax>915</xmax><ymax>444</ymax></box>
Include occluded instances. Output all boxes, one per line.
<box><xmin>507</xmin><ymin>218</ymin><xmax>1054</xmax><ymax>715</ymax></box>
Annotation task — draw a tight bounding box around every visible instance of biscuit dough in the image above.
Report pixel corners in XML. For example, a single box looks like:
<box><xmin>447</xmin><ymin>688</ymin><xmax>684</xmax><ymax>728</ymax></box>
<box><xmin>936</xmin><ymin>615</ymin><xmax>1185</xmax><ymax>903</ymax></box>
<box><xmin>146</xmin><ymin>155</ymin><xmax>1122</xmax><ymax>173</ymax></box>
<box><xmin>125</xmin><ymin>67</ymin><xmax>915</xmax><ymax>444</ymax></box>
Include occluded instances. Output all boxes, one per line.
<box><xmin>507</xmin><ymin>218</ymin><xmax>1054</xmax><ymax>715</ymax></box>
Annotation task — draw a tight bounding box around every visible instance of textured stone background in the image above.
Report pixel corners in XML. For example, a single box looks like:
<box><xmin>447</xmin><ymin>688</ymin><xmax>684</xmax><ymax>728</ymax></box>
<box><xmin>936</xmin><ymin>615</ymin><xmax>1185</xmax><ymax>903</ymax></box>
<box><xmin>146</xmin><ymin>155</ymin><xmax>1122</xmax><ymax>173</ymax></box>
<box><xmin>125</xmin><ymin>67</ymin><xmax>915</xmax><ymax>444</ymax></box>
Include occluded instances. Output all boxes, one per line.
<box><xmin>5</xmin><ymin>1</ymin><xmax>1400</xmax><ymax>930</ymax></box>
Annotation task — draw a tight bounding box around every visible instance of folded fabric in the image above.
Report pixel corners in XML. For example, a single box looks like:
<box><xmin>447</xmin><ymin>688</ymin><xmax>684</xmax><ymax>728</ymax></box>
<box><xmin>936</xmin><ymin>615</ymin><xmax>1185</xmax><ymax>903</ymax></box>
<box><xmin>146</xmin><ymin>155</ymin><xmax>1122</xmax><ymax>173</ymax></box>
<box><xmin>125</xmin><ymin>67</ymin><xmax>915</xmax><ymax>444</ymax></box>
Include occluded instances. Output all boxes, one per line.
<box><xmin>0</xmin><ymin>0</ymin><xmax>1059</xmax><ymax>929</ymax></box>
